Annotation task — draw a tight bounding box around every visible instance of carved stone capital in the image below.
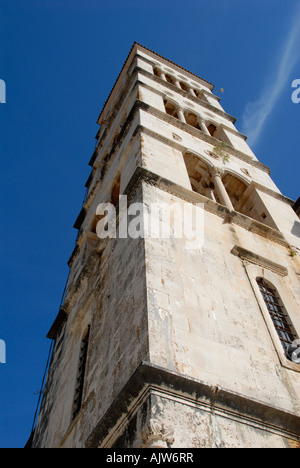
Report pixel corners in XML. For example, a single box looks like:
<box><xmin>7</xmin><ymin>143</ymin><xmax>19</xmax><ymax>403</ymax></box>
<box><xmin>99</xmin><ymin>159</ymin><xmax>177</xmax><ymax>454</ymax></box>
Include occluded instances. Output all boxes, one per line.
<box><xmin>211</xmin><ymin>167</ymin><xmax>224</xmax><ymax>178</ymax></box>
<box><xmin>142</xmin><ymin>419</ymin><xmax>175</xmax><ymax>448</ymax></box>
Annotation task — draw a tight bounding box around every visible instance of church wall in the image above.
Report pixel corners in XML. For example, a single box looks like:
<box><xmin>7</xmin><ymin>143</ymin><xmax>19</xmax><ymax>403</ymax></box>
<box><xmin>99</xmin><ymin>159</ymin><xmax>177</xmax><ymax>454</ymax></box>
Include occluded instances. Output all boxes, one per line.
<box><xmin>143</xmin><ymin>183</ymin><xmax>300</xmax><ymax>416</ymax></box>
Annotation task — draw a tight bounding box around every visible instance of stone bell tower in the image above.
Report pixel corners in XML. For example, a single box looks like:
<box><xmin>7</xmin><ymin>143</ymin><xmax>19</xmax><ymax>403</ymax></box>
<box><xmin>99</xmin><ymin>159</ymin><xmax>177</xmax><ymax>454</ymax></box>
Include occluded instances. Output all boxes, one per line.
<box><xmin>30</xmin><ymin>43</ymin><xmax>300</xmax><ymax>448</ymax></box>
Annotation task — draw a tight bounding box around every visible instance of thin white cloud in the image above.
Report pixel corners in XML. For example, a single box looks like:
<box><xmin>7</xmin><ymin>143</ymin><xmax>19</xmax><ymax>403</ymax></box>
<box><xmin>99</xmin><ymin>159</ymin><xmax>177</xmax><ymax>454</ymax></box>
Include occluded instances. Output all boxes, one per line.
<box><xmin>242</xmin><ymin>7</ymin><xmax>300</xmax><ymax>147</ymax></box>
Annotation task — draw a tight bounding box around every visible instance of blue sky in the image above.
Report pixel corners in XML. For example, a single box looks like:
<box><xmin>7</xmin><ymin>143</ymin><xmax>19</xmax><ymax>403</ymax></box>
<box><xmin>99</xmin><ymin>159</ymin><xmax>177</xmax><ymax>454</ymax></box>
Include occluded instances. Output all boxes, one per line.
<box><xmin>0</xmin><ymin>0</ymin><xmax>299</xmax><ymax>448</ymax></box>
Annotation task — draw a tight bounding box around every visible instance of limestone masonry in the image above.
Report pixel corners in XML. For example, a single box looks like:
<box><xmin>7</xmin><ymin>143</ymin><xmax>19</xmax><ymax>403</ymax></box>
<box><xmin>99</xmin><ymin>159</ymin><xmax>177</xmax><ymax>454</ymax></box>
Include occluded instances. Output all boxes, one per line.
<box><xmin>30</xmin><ymin>43</ymin><xmax>300</xmax><ymax>448</ymax></box>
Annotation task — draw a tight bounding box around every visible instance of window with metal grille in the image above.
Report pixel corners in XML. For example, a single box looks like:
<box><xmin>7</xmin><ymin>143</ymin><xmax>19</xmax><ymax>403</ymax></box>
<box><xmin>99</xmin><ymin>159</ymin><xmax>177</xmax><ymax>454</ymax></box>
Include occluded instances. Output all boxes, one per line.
<box><xmin>72</xmin><ymin>326</ymin><xmax>90</xmax><ymax>420</ymax></box>
<box><xmin>257</xmin><ymin>278</ymin><xmax>297</xmax><ymax>354</ymax></box>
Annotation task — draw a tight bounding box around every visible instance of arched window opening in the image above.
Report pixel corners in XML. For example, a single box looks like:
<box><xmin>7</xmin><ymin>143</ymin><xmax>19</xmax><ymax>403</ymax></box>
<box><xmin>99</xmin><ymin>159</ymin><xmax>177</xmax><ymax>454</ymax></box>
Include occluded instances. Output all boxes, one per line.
<box><xmin>165</xmin><ymin>74</ymin><xmax>175</xmax><ymax>85</ymax></box>
<box><xmin>183</xmin><ymin>153</ymin><xmax>211</xmax><ymax>196</ymax></box>
<box><xmin>207</xmin><ymin>123</ymin><xmax>217</xmax><ymax>137</ymax></box>
<box><xmin>184</xmin><ymin>112</ymin><xmax>201</xmax><ymax>130</ymax></box>
<box><xmin>180</xmin><ymin>82</ymin><xmax>189</xmax><ymax>92</ymax></box>
<box><xmin>257</xmin><ymin>278</ymin><xmax>298</xmax><ymax>355</ymax></box>
<box><xmin>222</xmin><ymin>174</ymin><xmax>278</xmax><ymax>228</ymax></box>
<box><xmin>163</xmin><ymin>100</ymin><xmax>179</xmax><ymax>119</ymax></box>
<box><xmin>194</xmin><ymin>89</ymin><xmax>203</xmax><ymax>99</ymax></box>
<box><xmin>222</xmin><ymin>173</ymin><xmax>248</xmax><ymax>211</ymax></box>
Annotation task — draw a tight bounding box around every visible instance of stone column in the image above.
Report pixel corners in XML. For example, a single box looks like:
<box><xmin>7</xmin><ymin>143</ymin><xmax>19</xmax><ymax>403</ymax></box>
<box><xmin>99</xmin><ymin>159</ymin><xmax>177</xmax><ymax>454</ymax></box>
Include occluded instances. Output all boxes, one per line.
<box><xmin>174</xmin><ymin>79</ymin><xmax>182</xmax><ymax>90</ymax></box>
<box><xmin>199</xmin><ymin>119</ymin><xmax>211</xmax><ymax>136</ymax></box>
<box><xmin>205</xmin><ymin>188</ymin><xmax>217</xmax><ymax>202</ymax></box>
<box><xmin>211</xmin><ymin>168</ymin><xmax>234</xmax><ymax>210</ymax></box>
<box><xmin>177</xmin><ymin>107</ymin><xmax>186</xmax><ymax>123</ymax></box>
<box><xmin>189</xmin><ymin>87</ymin><xmax>197</xmax><ymax>98</ymax></box>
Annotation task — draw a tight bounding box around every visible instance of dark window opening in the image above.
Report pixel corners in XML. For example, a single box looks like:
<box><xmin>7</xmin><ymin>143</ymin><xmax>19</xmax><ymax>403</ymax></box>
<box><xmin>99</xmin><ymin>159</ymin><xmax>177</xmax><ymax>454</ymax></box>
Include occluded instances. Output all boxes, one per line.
<box><xmin>72</xmin><ymin>326</ymin><xmax>90</xmax><ymax>420</ymax></box>
<box><xmin>163</xmin><ymin>100</ymin><xmax>179</xmax><ymax>119</ymax></box>
<box><xmin>183</xmin><ymin>152</ymin><xmax>211</xmax><ymax>197</ymax></box>
<box><xmin>194</xmin><ymin>89</ymin><xmax>202</xmax><ymax>98</ymax></box>
<box><xmin>111</xmin><ymin>175</ymin><xmax>121</xmax><ymax>208</ymax></box>
<box><xmin>180</xmin><ymin>82</ymin><xmax>189</xmax><ymax>92</ymax></box>
<box><xmin>165</xmin><ymin>74</ymin><xmax>175</xmax><ymax>84</ymax></box>
<box><xmin>207</xmin><ymin>124</ymin><xmax>217</xmax><ymax>137</ymax></box>
<box><xmin>184</xmin><ymin>112</ymin><xmax>201</xmax><ymax>130</ymax></box>
<box><xmin>222</xmin><ymin>173</ymin><xmax>248</xmax><ymax>211</ymax></box>
<box><xmin>113</xmin><ymin>132</ymin><xmax>119</xmax><ymax>146</ymax></box>
<box><xmin>257</xmin><ymin>278</ymin><xmax>297</xmax><ymax>354</ymax></box>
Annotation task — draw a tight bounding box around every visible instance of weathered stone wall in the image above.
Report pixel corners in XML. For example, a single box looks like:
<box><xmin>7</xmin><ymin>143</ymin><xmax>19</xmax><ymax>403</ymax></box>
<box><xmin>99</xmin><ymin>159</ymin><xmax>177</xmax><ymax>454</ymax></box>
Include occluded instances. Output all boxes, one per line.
<box><xmin>143</xmin><ymin>183</ymin><xmax>300</xmax><ymax>416</ymax></box>
<box><xmin>115</xmin><ymin>391</ymin><xmax>299</xmax><ymax>449</ymax></box>
<box><xmin>31</xmin><ymin>44</ymin><xmax>300</xmax><ymax>449</ymax></box>
<box><xmin>33</xmin><ymin>186</ymin><xmax>149</xmax><ymax>448</ymax></box>
<box><xmin>92</xmin><ymin>363</ymin><xmax>300</xmax><ymax>448</ymax></box>
<box><xmin>31</xmin><ymin>320</ymin><xmax>68</xmax><ymax>448</ymax></box>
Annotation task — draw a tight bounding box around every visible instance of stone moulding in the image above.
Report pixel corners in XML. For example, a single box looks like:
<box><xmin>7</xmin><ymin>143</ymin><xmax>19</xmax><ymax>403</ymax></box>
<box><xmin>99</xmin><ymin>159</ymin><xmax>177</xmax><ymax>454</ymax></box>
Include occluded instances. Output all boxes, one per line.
<box><xmin>94</xmin><ymin>90</ymin><xmax>271</xmax><ymax>180</ymax></box>
<box><xmin>85</xmin><ymin>362</ymin><xmax>300</xmax><ymax>448</ymax></box>
<box><xmin>48</xmin><ymin>164</ymin><xmax>290</xmax><ymax>341</ymax></box>
<box><xmin>48</xmin><ymin>165</ymin><xmax>291</xmax><ymax>341</ymax></box>
<box><xmin>137</xmin><ymin>66</ymin><xmax>237</xmax><ymax>124</ymax></box>
<box><xmin>137</xmin><ymin>100</ymin><xmax>270</xmax><ymax>172</ymax></box>
<box><xmin>126</xmin><ymin>164</ymin><xmax>288</xmax><ymax>247</ymax></box>
<box><xmin>231</xmin><ymin>245</ymin><xmax>289</xmax><ymax>277</ymax></box>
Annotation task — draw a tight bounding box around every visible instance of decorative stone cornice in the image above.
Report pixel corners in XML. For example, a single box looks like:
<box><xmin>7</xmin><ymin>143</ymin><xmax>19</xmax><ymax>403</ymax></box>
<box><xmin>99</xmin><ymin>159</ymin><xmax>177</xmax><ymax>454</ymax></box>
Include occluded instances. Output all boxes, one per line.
<box><xmin>57</xmin><ymin>162</ymin><xmax>291</xmax><ymax>340</ymax></box>
<box><xmin>85</xmin><ymin>362</ymin><xmax>300</xmax><ymax>448</ymax></box>
<box><xmin>231</xmin><ymin>245</ymin><xmax>288</xmax><ymax>277</ymax></box>
<box><xmin>124</xmin><ymin>164</ymin><xmax>289</xmax><ymax>248</ymax></box>
<box><xmin>134</xmin><ymin>98</ymin><xmax>270</xmax><ymax>173</ymax></box>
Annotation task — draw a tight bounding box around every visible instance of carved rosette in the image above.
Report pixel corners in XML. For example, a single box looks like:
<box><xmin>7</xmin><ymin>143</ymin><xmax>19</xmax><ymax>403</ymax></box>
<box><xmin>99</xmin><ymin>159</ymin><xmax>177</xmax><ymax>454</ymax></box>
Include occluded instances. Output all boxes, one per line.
<box><xmin>142</xmin><ymin>419</ymin><xmax>175</xmax><ymax>448</ymax></box>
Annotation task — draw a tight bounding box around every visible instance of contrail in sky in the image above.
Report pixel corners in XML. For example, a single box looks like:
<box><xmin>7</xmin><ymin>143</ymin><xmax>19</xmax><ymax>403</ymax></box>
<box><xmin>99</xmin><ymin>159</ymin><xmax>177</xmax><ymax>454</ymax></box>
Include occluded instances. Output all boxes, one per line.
<box><xmin>242</xmin><ymin>6</ymin><xmax>300</xmax><ymax>147</ymax></box>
